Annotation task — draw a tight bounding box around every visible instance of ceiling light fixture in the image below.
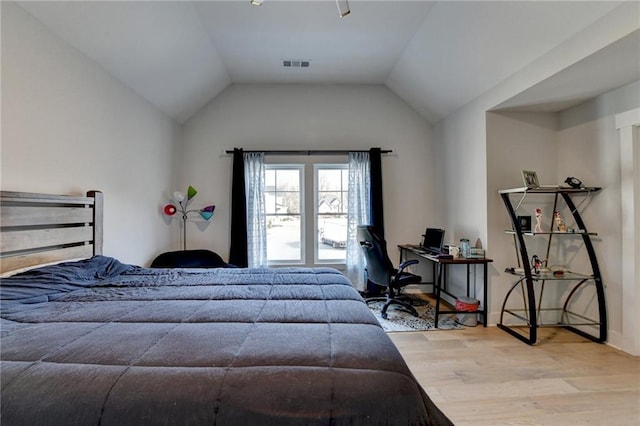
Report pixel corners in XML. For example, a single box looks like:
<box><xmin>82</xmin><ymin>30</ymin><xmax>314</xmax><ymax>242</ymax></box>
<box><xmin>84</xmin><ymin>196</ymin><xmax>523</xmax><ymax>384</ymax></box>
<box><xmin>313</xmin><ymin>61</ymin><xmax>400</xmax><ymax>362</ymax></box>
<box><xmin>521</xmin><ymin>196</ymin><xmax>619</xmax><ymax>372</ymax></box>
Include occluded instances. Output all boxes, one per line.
<box><xmin>251</xmin><ymin>0</ymin><xmax>349</xmax><ymax>17</ymax></box>
<box><xmin>336</xmin><ymin>0</ymin><xmax>350</xmax><ymax>17</ymax></box>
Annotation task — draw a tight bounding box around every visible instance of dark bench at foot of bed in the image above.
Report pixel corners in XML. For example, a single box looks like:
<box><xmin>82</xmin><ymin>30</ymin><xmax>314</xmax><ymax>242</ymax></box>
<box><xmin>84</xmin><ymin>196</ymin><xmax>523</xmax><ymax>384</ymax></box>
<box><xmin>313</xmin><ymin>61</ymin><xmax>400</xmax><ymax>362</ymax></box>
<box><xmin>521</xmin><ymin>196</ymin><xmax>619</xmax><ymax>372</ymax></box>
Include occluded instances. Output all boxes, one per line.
<box><xmin>150</xmin><ymin>249</ymin><xmax>233</xmax><ymax>268</ymax></box>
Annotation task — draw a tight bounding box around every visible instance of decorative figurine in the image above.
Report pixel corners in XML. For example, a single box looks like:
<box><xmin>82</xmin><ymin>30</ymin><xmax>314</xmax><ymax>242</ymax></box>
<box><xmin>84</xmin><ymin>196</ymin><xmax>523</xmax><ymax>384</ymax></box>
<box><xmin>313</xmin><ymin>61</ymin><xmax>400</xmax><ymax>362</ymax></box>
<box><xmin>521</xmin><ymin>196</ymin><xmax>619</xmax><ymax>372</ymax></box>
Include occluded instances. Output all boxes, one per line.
<box><xmin>532</xmin><ymin>255</ymin><xmax>542</xmax><ymax>275</ymax></box>
<box><xmin>564</xmin><ymin>176</ymin><xmax>583</xmax><ymax>189</ymax></box>
<box><xmin>534</xmin><ymin>208</ymin><xmax>543</xmax><ymax>233</ymax></box>
<box><xmin>554</xmin><ymin>211</ymin><xmax>567</xmax><ymax>232</ymax></box>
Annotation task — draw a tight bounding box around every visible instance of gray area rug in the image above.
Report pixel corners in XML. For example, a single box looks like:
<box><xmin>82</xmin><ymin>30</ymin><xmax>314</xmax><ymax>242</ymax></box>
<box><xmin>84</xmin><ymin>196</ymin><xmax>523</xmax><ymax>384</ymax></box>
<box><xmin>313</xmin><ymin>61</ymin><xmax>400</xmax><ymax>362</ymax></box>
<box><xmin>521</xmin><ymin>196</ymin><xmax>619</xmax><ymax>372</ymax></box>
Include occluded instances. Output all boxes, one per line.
<box><xmin>367</xmin><ymin>296</ymin><xmax>463</xmax><ymax>332</ymax></box>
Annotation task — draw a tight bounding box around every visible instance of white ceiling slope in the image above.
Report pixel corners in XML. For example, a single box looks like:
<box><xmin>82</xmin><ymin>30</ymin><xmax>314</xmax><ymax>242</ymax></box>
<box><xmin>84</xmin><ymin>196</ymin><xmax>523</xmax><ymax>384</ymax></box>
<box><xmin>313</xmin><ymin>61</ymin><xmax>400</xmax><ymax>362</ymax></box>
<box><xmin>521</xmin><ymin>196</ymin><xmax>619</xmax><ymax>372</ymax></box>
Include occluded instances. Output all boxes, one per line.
<box><xmin>495</xmin><ymin>29</ymin><xmax>640</xmax><ymax>113</ymax></box>
<box><xmin>386</xmin><ymin>1</ymin><xmax>624</xmax><ymax>122</ymax></box>
<box><xmin>16</xmin><ymin>1</ymin><xmax>630</xmax><ymax>125</ymax></box>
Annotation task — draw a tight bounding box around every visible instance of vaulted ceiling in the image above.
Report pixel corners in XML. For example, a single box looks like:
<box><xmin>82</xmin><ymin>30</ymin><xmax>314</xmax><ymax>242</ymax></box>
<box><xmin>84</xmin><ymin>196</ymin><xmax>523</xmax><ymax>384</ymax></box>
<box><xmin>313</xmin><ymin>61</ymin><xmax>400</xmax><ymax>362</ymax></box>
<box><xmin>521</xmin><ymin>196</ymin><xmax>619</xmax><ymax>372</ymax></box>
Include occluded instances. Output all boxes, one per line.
<box><xmin>16</xmin><ymin>1</ymin><xmax>634</xmax><ymax>124</ymax></box>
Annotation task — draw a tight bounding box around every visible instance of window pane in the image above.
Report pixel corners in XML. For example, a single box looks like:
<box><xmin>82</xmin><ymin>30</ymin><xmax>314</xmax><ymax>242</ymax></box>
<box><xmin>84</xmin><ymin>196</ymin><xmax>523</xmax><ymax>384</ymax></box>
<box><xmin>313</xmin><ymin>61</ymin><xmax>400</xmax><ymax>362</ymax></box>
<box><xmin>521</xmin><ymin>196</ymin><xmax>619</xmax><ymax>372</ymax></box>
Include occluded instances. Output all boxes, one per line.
<box><xmin>265</xmin><ymin>193</ymin><xmax>277</xmax><ymax>214</ymax></box>
<box><xmin>265</xmin><ymin>169</ymin><xmax>275</xmax><ymax>187</ymax></box>
<box><xmin>266</xmin><ymin>166</ymin><xmax>302</xmax><ymax>263</ymax></box>
<box><xmin>341</xmin><ymin>169</ymin><xmax>349</xmax><ymax>189</ymax></box>
<box><xmin>275</xmin><ymin>169</ymin><xmax>300</xmax><ymax>191</ymax></box>
<box><xmin>318</xmin><ymin>214</ymin><xmax>347</xmax><ymax>260</ymax></box>
<box><xmin>317</xmin><ymin>191</ymin><xmax>344</xmax><ymax>213</ymax></box>
<box><xmin>267</xmin><ymin>215</ymin><xmax>301</xmax><ymax>261</ymax></box>
<box><xmin>316</xmin><ymin>166</ymin><xmax>348</xmax><ymax>262</ymax></box>
<box><xmin>278</xmin><ymin>192</ymin><xmax>300</xmax><ymax>214</ymax></box>
<box><xmin>318</xmin><ymin>169</ymin><xmax>342</xmax><ymax>191</ymax></box>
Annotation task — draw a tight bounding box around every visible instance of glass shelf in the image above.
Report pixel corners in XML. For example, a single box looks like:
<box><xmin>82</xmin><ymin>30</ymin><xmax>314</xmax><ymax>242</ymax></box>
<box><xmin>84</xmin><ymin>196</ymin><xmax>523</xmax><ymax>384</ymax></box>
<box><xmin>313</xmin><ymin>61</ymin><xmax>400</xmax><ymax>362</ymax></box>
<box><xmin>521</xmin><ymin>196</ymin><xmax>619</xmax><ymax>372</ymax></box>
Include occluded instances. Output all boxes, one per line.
<box><xmin>499</xmin><ymin>186</ymin><xmax>601</xmax><ymax>194</ymax></box>
<box><xmin>504</xmin><ymin>230</ymin><xmax>597</xmax><ymax>236</ymax></box>
<box><xmin>505</xmin><ymin>269</ymin><xmax>595</xmax><ymax>281</ymax></box>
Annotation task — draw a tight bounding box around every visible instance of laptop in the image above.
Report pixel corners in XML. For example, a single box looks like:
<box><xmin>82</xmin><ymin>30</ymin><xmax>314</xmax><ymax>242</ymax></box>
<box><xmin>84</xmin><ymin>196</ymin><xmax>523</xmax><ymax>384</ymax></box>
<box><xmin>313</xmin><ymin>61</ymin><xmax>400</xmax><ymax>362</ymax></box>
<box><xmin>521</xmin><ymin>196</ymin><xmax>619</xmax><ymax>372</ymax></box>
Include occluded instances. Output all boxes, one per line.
<box><xmin>421</xmin><ymin>228</ymin><xmax>445</xmax><ymax>254</ymax></box>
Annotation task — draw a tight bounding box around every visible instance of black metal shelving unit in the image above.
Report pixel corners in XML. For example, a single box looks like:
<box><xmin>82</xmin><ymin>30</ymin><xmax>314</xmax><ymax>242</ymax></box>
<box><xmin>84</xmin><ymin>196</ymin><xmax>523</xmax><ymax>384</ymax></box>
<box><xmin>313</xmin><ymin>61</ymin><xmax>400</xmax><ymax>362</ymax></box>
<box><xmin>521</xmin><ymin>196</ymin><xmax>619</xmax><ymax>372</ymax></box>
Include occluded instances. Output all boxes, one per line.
<box><xmin>498</xmin><ymin>186</ymin><xmax>607</xmax><ymax>345</ymax></box>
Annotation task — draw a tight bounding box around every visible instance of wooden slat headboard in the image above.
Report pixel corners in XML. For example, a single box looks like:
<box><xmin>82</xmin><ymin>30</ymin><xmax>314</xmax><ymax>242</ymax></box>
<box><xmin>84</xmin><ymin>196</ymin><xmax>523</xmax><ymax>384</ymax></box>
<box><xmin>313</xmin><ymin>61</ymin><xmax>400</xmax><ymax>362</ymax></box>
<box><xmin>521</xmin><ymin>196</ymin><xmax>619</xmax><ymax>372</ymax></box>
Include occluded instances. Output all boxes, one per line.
<box><xmin>0</xmin><ymin>190</ymin><xmax>103</xmax><ymax>274</ymax></box>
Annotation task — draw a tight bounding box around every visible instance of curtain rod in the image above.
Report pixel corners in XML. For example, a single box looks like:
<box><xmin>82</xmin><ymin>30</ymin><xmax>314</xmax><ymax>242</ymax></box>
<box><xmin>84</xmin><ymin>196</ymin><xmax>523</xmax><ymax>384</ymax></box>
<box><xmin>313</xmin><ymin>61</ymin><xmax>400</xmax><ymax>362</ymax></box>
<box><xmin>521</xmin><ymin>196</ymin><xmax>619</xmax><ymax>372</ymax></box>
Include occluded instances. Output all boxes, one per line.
<box><xmin>224</xmin><ymin>149</ymin><xmax>392</xmax><ymax>156</ymax></box>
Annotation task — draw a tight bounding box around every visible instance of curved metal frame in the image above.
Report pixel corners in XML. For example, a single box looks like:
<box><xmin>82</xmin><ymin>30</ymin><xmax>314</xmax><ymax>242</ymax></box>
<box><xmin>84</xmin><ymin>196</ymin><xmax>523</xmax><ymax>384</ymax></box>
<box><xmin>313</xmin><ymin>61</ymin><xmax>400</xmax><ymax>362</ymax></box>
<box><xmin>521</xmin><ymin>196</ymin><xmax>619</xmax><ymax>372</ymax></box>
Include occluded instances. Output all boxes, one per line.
<box><xmin>498</xmin><ymin>188</ymin><xmax>607</xmax><ymax>345</ymax></box>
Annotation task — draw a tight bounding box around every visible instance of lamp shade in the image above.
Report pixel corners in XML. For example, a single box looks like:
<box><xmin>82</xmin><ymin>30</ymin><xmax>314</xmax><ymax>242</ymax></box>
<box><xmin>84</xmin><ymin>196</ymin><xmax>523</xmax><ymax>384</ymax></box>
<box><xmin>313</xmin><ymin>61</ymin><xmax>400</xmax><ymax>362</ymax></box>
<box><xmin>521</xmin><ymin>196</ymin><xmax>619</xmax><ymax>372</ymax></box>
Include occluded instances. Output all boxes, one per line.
<box><xmin>187</xmin><ymin>186</ymin><xmax>198</xmax><ymax>200</ymax></box>
<box><xmin>173</xmin><ymin>192</ymin><xmax>185</xmax><ymax>203</ymax></box>
<box><xmin>164</xmin><ymin>204</ymin><xmax>177</xmax><ymax>216</ymax></box>
<box><xmin>200</xmin><ymin>205</ymin><xmax>216</xmax><ymax>220</ymax></box>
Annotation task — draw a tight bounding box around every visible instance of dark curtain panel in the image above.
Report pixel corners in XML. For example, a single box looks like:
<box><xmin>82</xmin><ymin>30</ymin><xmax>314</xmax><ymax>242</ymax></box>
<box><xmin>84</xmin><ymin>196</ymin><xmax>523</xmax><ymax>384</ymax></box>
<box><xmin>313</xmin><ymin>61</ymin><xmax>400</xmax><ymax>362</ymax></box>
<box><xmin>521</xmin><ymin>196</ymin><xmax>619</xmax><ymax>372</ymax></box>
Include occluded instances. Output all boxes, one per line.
<box><xmin>369</xmin><ymin>147</ymin><xmax>385</xmax><ymax>239</ymax></box>
<box><xmin>229</xmin><ymin>148</ymin><xmax>248</xmax><ymax>267</ymax></box>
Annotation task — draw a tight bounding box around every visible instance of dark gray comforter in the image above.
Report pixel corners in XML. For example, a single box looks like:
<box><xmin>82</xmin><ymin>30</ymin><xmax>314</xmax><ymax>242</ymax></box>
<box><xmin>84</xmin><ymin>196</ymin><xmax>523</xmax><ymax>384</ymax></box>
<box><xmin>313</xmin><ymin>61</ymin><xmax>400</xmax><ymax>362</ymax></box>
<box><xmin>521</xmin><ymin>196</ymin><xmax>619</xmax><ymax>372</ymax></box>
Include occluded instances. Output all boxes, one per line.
<box><xmin>0</xmin><ymin>256</ymin><xmax>451</xmax><ymax>425</ymax></box>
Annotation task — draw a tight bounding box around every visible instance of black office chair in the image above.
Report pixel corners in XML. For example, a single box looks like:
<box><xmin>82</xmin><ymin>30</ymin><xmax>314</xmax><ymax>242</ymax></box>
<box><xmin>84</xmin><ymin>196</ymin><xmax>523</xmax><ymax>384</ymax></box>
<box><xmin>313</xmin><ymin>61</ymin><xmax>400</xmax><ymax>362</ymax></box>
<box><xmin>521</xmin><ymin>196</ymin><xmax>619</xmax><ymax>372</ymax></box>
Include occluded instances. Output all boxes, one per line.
<box><xmin>357</xmin><ymin>225</ymin><xmax>421</xmax><ymax>319</ymax></box>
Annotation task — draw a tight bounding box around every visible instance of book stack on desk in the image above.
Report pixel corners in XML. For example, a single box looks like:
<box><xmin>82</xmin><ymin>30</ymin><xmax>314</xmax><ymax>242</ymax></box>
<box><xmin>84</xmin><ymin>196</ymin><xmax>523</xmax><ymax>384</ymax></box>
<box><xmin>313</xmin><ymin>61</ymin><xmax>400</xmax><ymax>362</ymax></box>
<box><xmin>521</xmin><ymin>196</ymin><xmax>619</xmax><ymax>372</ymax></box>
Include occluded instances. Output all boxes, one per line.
<box><xmin>436</xmin><ymin>253</ymin><xmax>454</xmax><ymax>259</ymax></box>
<box><xmin>468</xmin><ymin>248</ymin><xmax>485</xmax><ymax>258</ymax></box>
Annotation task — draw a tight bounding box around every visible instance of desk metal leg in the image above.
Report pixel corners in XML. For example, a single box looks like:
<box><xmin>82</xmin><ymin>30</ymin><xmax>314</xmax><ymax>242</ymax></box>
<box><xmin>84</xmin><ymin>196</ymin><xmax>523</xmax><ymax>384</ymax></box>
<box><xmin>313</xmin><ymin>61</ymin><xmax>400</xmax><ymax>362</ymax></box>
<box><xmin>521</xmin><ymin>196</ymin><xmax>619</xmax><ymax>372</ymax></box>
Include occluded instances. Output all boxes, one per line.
<box><xmin>434</xmin><ymin>263</ymin><xmax>444</xmax><ymax>328</ymax></box>
<box><xmin>483</xmin><ymin>262</ymin><xmax>488</xmax><ymax>327</ymax></box>
<box><xmin>435</xmin><ymin>263</ymin><xmax>489</xmax><ymax>328</ymax></box>
<box><xmin>466</xmin><ymin>265</ymin><xmax>470</xmax><ymax>297</ymax></box>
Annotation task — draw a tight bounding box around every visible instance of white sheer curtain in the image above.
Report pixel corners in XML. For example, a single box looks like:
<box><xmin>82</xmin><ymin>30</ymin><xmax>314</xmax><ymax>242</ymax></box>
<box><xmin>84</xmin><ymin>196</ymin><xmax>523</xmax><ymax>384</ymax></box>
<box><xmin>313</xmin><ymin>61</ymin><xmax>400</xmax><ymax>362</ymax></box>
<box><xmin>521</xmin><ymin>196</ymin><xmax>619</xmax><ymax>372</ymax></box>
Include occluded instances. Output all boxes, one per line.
<box><xmin>245</xmin><ymin>152</ymin><xmax>268</xmax><ymax>267</ymax></box>
<box><xmin>346</xmin><ymin>152</ymin><xmax>371</xmax><ymax>291</ymax></box>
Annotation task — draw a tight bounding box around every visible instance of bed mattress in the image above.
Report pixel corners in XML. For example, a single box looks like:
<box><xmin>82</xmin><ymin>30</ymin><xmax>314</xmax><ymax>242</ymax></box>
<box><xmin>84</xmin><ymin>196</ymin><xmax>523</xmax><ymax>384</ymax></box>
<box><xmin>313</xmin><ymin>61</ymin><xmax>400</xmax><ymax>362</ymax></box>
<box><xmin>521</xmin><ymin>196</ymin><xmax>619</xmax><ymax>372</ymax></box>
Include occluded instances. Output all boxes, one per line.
<box><xmin>0</xmin><ymin>256</ymin><xmax>451</xmax><ymax>425</ymax></box>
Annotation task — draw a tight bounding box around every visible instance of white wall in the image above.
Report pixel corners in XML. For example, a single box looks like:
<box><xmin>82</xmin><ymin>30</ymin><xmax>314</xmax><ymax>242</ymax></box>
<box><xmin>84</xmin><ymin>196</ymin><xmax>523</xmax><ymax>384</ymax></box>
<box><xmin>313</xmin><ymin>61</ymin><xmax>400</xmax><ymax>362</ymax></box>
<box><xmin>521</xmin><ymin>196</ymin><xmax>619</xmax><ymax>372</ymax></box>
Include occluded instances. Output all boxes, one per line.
<box><xmin>1</xmin><ymin>2</ymin><xmax>179</xmax><ymax>266</ymax></box>
<box><xmin>439</xmin><ymin>1</ymin><xmax>639</xmax><ymax>246</ymax></box>
<box><xmin>181</xmin><ymin>83</ymin><xmax>438</xmax><ymax>267</ymax></box>
<box><xmin>485</xmin><ymin>81</ymin><xmax>639</xmax><ymax>349</ymax></box>
<box><xmin>486</xmin><ymin>111</ymin><xmax>560</xmax><ymax>322</ymax></box>
<box><xmin>556</xmin><ymin>81</ymin><xmax>640</xmax><ymax>350</ymax></box>
<box><xmin>615</xmin><ymin>108</ymin><xmax>640</xmax><ymax>355</ymax></box>
<box><xmin>435</xmin><ymin>2</ymin><xmax>639</xmax><ymax>351</ymax></box>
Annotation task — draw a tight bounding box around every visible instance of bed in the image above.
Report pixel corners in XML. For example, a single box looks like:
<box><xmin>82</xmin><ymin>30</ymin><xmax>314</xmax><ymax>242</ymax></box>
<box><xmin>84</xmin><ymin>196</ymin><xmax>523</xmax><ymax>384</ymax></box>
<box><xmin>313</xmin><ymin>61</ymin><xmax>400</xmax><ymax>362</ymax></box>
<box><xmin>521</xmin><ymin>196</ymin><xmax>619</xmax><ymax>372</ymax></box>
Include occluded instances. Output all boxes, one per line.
<box><xmin>0</xmin><ymin>190</ymin><xmax>452</xmax><ymax>425</ymax></box>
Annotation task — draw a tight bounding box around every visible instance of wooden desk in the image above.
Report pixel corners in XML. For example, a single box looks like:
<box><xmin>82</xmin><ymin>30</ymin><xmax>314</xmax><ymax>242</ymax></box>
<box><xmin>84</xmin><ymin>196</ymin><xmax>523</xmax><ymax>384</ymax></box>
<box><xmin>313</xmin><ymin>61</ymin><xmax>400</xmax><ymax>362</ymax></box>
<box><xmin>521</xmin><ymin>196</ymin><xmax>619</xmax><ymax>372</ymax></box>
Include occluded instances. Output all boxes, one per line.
<box><xmin>398</xmin><ymin>244</ymin><xmax>493</xmax><ymax>327</ymax></box>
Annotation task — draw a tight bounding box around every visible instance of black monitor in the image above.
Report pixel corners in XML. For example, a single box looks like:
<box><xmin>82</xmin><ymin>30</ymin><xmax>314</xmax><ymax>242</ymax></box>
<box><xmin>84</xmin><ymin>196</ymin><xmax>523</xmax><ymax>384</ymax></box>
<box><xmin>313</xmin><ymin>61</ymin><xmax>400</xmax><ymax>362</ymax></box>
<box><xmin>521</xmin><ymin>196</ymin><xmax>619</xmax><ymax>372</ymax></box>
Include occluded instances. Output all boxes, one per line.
<box><xmin>421</xmin><ymin>228</ymin><xmax>445</xmax><ymax>253</ymax></box>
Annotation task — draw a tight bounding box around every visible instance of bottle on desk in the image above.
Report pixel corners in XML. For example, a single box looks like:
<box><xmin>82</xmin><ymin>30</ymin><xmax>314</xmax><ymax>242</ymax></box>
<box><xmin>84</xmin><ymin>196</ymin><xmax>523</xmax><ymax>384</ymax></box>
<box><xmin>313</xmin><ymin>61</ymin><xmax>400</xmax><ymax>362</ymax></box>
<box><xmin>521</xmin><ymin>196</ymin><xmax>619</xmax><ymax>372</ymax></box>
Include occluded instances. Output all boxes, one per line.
<box><xmin>460</xmin><ymin>239</ymin><xmax>471</xmax><ymax>258</ymax></box>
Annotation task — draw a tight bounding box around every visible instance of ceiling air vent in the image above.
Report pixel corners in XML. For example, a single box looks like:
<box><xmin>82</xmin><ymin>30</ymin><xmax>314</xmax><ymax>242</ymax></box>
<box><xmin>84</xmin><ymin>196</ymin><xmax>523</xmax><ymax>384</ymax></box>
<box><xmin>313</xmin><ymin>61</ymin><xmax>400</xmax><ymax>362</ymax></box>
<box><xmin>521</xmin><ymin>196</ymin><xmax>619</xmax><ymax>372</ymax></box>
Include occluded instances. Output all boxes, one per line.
<box><xmin>283</xmin><ymin>59</ymin><xmax>310</xmax><ymax>68</ymax></box>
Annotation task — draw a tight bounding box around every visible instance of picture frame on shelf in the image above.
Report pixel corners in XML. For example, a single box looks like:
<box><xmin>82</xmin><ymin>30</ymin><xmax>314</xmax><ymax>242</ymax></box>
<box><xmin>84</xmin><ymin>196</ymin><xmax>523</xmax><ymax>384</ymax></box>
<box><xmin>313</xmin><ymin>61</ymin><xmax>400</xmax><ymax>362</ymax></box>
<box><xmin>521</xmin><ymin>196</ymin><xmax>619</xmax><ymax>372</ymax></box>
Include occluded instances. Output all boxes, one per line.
<box><xmin>517</xmin><ymin>215</ymin><xmax>532</xmax><ymax>232</ymax></box>
<box><xmin>521</xmin><ymin>170</ymin><xmax>539</xmax><ymax>188</ymax></box>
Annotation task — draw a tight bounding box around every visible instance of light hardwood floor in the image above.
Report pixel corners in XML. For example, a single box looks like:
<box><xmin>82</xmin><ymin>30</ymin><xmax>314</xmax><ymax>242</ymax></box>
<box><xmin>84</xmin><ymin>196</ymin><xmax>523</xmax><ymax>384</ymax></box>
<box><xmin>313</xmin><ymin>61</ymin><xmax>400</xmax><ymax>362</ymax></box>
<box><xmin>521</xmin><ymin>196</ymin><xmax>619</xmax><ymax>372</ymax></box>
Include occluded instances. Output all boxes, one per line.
<box><xmin>389</xmin><ymin>325</ymin><xmax>640</xmax><ymax>425</ymax></box>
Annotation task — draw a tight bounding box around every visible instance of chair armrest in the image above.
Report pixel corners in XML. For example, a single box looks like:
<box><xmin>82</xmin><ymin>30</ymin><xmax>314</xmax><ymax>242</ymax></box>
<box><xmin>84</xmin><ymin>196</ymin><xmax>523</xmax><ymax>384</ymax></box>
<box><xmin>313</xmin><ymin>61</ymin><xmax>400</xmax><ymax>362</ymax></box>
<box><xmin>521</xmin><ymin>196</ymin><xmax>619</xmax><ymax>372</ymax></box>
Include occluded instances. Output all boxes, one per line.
<box><xmin>398</xmin><ymin>259</ymin><xmax>418</xmax><ymax>273</ymax></box>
